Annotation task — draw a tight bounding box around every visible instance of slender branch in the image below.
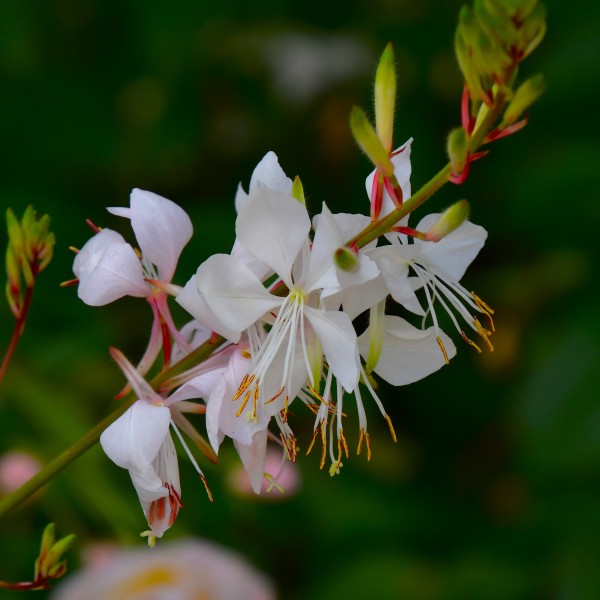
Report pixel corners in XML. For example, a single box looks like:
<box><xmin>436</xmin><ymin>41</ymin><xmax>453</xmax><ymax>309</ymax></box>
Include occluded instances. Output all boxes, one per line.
<box><xmin>0</xmin><ymin>335</ymin><xmax>226</xmax><ymax>519</ymax></box>
<box><xmin>0</xmin><ymin>284</ymin><xmax>35</xmax><ymax>385</ymax></box>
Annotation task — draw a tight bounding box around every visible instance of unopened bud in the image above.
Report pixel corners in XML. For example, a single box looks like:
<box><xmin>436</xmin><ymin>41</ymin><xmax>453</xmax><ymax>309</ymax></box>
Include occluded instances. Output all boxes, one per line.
<box><xmin>374</xmin><ymin>43</ymin><xmax>396</xmax><ymax>153</ymax></box>
<box><xmin>35</xmin><ymin>523</ymin><xmax>75</xmax><ymax>582</ymax></box>
<box><xmin>447</xmin><ymin>127</ymin><xmax>469</xmax><ymax>174</ymax></box>
<box><xmin>291</xmin><ymin>175</ymin><xmax>305</xmax><ymax>205</ymax></box>
<box><xmin>334</xmin><ymin>246</ymin><xmax>359</xmax><ymax>272</ymax></box>
<box><xmin>520</xmin><ymin>3</ymin><xmax>546</xmax><ymax>59</ymax></box>
<box><xmin>503</xmin><ymin>74</ymin><xmax>545</xmax><ymax>125</ymax></box>
<box><xmin>350</xmin><ymin>106</ymin><xmax>393</xmax><ymax>176</ymax></box>
<box><xmin>424</xmin><ymin>200</ymin><xmax>471</xmax><ymax>242</ymax></box>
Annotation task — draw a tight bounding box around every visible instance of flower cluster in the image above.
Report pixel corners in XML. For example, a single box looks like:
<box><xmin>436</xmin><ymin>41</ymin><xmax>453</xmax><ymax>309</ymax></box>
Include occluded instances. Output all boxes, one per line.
<box><xmin>72</xmin><ymin>138</ymin><xmax>492</xmax><ymax>544</ymax></box>
<box><xmin>66</xmin><ymin>0</ymin><xmax>553</xmax><ymax>540</ymax></box>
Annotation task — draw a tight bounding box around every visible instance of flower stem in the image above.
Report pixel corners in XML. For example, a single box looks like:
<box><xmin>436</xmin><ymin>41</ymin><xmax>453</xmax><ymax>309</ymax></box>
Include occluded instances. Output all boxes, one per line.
<box><xmin>0</xmin><ymin>284</ymin><xmax>35</xmax><ymax>385</ymax></box>
<box><xmin>0</xmin><ymin>335</ymin><xmax>226</xmax><ymax>519</ymax></box>
<box><xmin>349</xmin><ymin>162</ymin><xmax>452</xmax><ymax>249</ymax></box>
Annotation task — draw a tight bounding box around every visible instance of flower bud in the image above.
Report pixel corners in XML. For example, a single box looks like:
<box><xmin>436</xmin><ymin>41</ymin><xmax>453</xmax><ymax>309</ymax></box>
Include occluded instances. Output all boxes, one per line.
<box><xmin>424</xmin><ymin>200</ymin><xmax>471</xmax><ymax>242</ymax></box>
<box><xmin>350</xmin><ymin>106</ymin><xmax>394</xmax><ymax>176</ymax></box>
<box><xmin>35</xmin><ymin>523</ymin><xmax>75</xmax><ymax>583</ymax></box>
<box><xmin>502</xmin><ymin>74</ymin><xmax>545</xmax><ymax>125</ymax></box>
<box><xmin>334</xmin><ymin>246</ymin><xmax>359</xmax><ymax>272</ymax></box>
<box><xmin>374</xmin><ymin>42</ymin><xmax>396</xmax><ymax>153</ymax></box>
<box><xmin>291</xmin><ymin>175</ymin><xmax>305</xmax><ymax>205</ymax></box>
<box><xmin>447</xmin><ymin>127</ymin><xmax>469</xmax><ymax>175</ymax></box>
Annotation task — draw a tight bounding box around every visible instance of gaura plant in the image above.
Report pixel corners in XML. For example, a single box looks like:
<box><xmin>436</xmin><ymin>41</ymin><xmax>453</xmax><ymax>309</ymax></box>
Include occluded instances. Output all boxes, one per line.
<box><xmin>0</xmin><ymin>0</ymin><xmax>546</xmax><ymax>560</ymax></box>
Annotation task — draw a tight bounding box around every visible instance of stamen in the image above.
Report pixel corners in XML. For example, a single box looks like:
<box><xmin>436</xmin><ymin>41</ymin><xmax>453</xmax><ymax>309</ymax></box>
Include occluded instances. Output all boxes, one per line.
<box><xmin>461</xmin><ymin>330</ymin><xmax>482</xmax><ymax>353</ymax></box>
<box><xmin>437</xmin><ymin>336</ymin><xmax>450</xmax><ymax>365</ymax></box>
<box><xmin>365</xmin><ymin>432</ymin><xmax>372</xmax><ymax>461</ymax></box>
<box><xmin>474</xmin><ymin>318</ymin><xmax>494</xmax><ymax>351</ymax></box>
<box><xmin>233</xmin><ymin>374</ymin><xmax>254</xmax><ymax>401</ymax></box>
<box><xmin>320</xmin><ymin>422</ymin><xmax>327</xmax><ymax>469</ymax></box>
<box><xmin>340</xmin><ymin>430</ymin><xmax>349</xmax><ymax>458</ymax></box>
<box><xmin>306</xmin><ymin>428</ymin><xmax>320</xmax><ymax>456</ymax></box>
<box><xmin>265</xmin><ymin>473</ymin><xmax>285</xmax><ymax>494</ymax></box>
<box><xmin>235</xmin><ymin>390</ymin><xmax>251</xmax><ymax>417</ymax></box>
<box><xmin>384</xmin><ymin>414</ymin><xmax>397</xmax><ymax>443</ymax></box>
<box><xmin>140</xmin><ymin>531</ymin><xmax>157</xmax><ymax>548</ymax></box>
<box><xmin>200</xmin><ymin>474</ymin><xmax>214</xmax><ymax>502</ymax></box>
<box><xmin>264</xmin><ymin>387</ymin><xmax>285</xmax><ymax>405</ymax></box>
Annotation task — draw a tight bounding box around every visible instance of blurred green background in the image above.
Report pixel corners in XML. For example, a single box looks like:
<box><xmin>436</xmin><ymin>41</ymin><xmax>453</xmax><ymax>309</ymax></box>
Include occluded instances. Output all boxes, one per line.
<box><xmin>1</xmin><ymin>0</ymin><xmax>599</xmax><ymax>598</ymax></box>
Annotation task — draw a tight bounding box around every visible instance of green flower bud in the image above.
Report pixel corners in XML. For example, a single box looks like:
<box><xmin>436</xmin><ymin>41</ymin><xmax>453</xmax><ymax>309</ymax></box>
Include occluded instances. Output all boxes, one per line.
<box><xmin>334</xmin><ymin>246</ymin><xmax>359</xmax><ymax>272</ymax></box>
<box><xmin>425</xmin><ymin>200</ymin><xmax>471</xmax><ymax>242</ymax></box>
<box><xmin>374</xmin><ymin>42</ymin><xmax>396</xmax><ymax>153</ymax></box>
<box><xmin>447</xmin><ymin>127</ymin><xmax>469</xmax><ymax>174</ymax></box>
<box><xmin>350</xmin><ymin>106</ymin><xmax>394</xmax><ymax>176</ymax></box>
<box><xmin>291</xmin><ymin>175</ymin><xmax>305</xmax><ymax>205</ymax></box>
<box><xmin>503</xmin><ymin>74</ymin><xmax>545</xmax><ymax>125</ymax></box>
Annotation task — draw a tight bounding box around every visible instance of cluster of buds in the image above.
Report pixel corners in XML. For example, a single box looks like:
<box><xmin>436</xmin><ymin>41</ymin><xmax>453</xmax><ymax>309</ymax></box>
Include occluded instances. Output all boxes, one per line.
<box><xmin>5</xmin><ymin>207</ymin><xmax>55</xmax><ymax>321</ymax></box>
<box><xmin>0</xmin><ymin>523</ymin><xmax>74</xmax><ymax>591</ymax></box>
<box><xmin>449</xmin><ymin>0</ymin><xmax>546</xmax><ymax>184</ymax></box>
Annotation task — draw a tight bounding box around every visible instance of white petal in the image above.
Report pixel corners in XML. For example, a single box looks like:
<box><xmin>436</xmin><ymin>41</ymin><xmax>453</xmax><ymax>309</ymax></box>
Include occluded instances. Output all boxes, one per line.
<box><xmin>303</xmin><ymin>203</ymin><xmax>342</xmax><ymax>292</ymax></box>
<box><xmin>365</xmin><ymin>138</ymin><xmax>413</xmax><ymax>216</ymax></box>
<box><xmin>414</xmin><ymin>215</ymin><xmax>487</xmax><ymax>281</ymax></box>
<box><xmin>100</xmin><ymin>401</ymin><xmax>171</xmax><ymax>471</ymax></box>
<box><xmin>304</xmin><ymin>307</ymin><xmax>360</xmax><ymax>392</ymax></box>
<box><xmin>249</xmin><ymin>151</ymin><xmax>293</xmax><ymax>195</ymax></box>
<box><xmin>182</xmin><ymin>255</ymin><xmax>282</xmax><ymax>338</ymax></box>
<box><xmin>74</xmin><ymin>229</ymin><xmax>148</xmax><ymax>305</ymax></box>
<box><xmin>325</xmin><ymin>274</ymin><xmax>389</xmax><ymax>320</ymax></box>
<box><xmin>377</xmin><ymin>253</ymin><xmax>425</xmax><ymax>316</ymax></box>
<box><xmin>234</xmin><ymin>429</ymin><xmax>268</xmax><ymax>495</ymax></box>
<box><xmin>177</xmin><ymin>275</ymin><xmax>242</xmax><ymax>342</ymax></box>
<box><xmin>231</xmin><ymin>238</ymin><xmax>272</xmax><ymax>281</ymax></box>
<box><xmin>130</xmin><ymin>188</ymin><xmax>193</xmax><ymax>282</ymax></box>
<box><xmin>236</xmin><ymin>189</ymin><xmax>310</xmax><ymax>287</ymax></box>
<box><xmin>106</xmin><ymin>206</ymin><xmax>131</xmax><ymax>219</ymax></box>
<box><xmin>234</xmin><ymin>183</ymin><xmax>249</xmax><ymax>214</ymax></box>
<box><xmin>358</xmin><ymin>316</ymin><xmax>456</xmax><ymax>385</ymax></box>
<box><xmin>167</xmin><ymin>368</ymin><xmax>226</xmax><ymax>405</ymax></box>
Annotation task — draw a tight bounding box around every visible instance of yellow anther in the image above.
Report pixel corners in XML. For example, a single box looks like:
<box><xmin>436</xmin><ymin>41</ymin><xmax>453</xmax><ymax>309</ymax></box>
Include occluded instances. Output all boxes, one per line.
<box><xmin>384</xmin><ymin>414</ymin><xmax>397</xmax><ymax>443</ymax></box>
<box><xmin>265</xmin><ymin>386</ymin><xmax>285</xmax><ymax>405</ymax></box>
<box><xmin>340</xmin><ymin>430</ymin><xmax>349</xmax><ymax>458</ymax></box>
<box><xmin>365</xmin><ymin>432</ymin><xmax>372</xmax><ymax>461</ymax></box>
<box><xmin>357</xmin><ymin>429</ymin><xmax>364</xmax><ymax>455</ymax></box>
<box><xmin>233</xmin><ymin>373</ymin><xmax>254</xmax><ymax>401</ymax></box>
<box><xmin>265</xmin><ymin>473</ymin><xmax>285</xmax><ymax>494</ymax></box>
<box><xmin>306</xmin><ymin>428</ymin><xmax>319</xmax><ymax>456</ymax></box>
<box><xmin>474</xmin><ymin>318</ymin><xmax>494</xmax><ymax>352</ymax></box>
<box><xmin>200</xmin><ymin>475</ymin><xmax>214</xmax><ymax>502</ymax></box>
<box><xmin>437</xmin><ymin>336</ymin><xmax>450</xmax><ymax>365</ymax></box>
<box><xmin>461</xmin><ymin>330</ymin><xmax>482</xmax><ymax>353</ymax></box>
<box><xmin>235</xmin><ymin>390</ymin><xmax>251</xmax><ymax>417</ymax></box>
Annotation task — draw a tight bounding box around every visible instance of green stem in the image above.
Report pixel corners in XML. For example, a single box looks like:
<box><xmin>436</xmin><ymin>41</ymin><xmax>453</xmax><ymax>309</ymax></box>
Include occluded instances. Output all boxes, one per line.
<box><xmin>350</xmin><ymin>162</ymin><xmax>452</xmax><ymax>249</ymax></box>
<box><xmin>0</xmin><ymin>335</ymin><xmax>226</xmax><ymax>519</ymax></box>
<box><xmin>0</xmin><ymin>285</ymin><xmax>35</xmax><ymax>385</ymax></box>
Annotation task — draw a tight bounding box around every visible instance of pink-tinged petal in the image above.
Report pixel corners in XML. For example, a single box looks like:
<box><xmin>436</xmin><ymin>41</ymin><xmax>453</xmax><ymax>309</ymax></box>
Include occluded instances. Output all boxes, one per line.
<box><xmin>130</xmin><ymin>188</ymin><xmax>193</xmax><ymax>282</ymax></box>
<box><xmin>365</xmin><ymin>138</ymin><xmax>413</xmax><ymax>216</ymax></box>
<box><xmin>304</xmin><ymin>307</ymin><xmax>360</xmax><ymax>392</ymax></box>
<box><xmin>236</xmin><ymin>189</ymin><xmax>310</xmax><ymax>287</ymax></box>
<box><xmin>106</xmin><ymin>206</ymin><xmax>131</xmax><ymax>219</ymax></box>
<box><xmin>182</xmin><ymin>255</ymin><xmax>282</xmax><ymax>338</ymax></box>
<box><xmin>100</xmin><ymin>401</ymin><xmax>171</xmax><ymax>472</ymax></box>
<box><xmin>358</xmin><ymin>316</ymin><xmax>456</xmax><ymax>385</ymax></box>
<box><xmin>234</xmin><ymin>429</ymin><xmax>268</xmax><ymax>495</ymax></box>
<box><xmin>207</xmin><ymin>348</ymin><xmax>267</xmax><ymax>447</ymax></box>
<box><xmin>74</xmin><ymin>230</ymin><xmax>148</xmax><ymax>305</ymax></box>
<box><xmin>167</xmin><ymin>368</ymin><xmax>226</xmax><ymax>406</ymax></box>
<box><xmin>414</xmin><ymin>215</ymin><xmax>487</xmax><ymax>281</ymax></box>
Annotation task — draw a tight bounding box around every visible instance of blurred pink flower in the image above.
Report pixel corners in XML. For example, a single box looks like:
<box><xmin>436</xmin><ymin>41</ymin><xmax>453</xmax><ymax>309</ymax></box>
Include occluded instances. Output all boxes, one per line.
<box><xmin>228</xmin><ymin>447</ymin><xmax>301</xmax><ymax>500</ymax></box>
<box><xmin>0</xmin><ymin>450</ymin><xmax>41</xmax><ymax>494</ymax></box>
<box><xmin>50</xmin><ymin>539</ymin><xmax>274</xmax><ymax>600</ymax></box>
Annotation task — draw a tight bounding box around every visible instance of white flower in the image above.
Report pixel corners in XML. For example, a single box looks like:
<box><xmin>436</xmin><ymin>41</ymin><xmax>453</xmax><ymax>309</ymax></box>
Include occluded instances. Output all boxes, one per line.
<box><xmin>73</xmin><ymin>188</ymin><xmax>194</xmax><ymax>374</ymax></box>
<box><xmin>100</xmin><ymin>348</ymin><xmax>219</xmax><ymax>544</ymax></box>
<box><xmin>371</xmin><ymin>213</ymin><xmax>493</xmax><ymax>354</ymax></box>
<box><xmin>178</xmin><ymin>189</ymin><xmax>374</xmax><ymax>458</ymax></box>
<box><xmin>49</xmin><ymin>539</ymin><xmax>275</xmax><ymax>600</ymax></box>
